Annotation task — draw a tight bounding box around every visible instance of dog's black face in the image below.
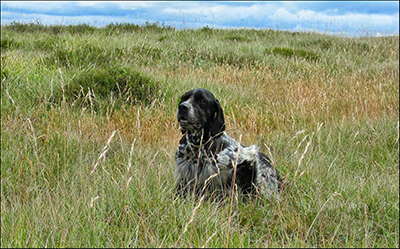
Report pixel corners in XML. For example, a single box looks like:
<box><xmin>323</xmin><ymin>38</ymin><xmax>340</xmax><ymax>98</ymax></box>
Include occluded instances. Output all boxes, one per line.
<box><xmin>177</xmin><ymin>88</ymin><xmax>225</xmax><ymax>138</ymax></box>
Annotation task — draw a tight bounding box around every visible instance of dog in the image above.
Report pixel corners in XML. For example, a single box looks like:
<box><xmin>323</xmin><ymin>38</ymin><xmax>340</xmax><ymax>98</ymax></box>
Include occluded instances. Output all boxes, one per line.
<box><xmin>175</xmin><ymin>88</ymin><xmax>283</xmax><ymax>200</ymax></box>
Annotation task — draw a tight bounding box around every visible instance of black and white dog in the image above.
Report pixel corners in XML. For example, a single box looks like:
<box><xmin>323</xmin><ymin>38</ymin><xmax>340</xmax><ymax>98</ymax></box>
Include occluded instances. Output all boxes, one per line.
<box><xmin>175</xmin><ymin>88</ymin><xmax>283</xmax><ymax>200</ymax></box>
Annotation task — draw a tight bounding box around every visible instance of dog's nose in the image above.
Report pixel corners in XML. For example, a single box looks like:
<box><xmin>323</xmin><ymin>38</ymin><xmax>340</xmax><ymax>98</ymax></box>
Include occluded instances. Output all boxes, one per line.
<box><xmin>178</xmin><ymin>102</ymin><xmax>189</xmax><ymax>112</ymax></box>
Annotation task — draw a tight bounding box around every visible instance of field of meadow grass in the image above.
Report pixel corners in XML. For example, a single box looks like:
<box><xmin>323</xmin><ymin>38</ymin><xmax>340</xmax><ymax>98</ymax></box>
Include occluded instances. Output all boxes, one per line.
<box><xmin>1</xmin><ymin>22</ymin><xmax>399</xmax><ymax>247</ymax></box>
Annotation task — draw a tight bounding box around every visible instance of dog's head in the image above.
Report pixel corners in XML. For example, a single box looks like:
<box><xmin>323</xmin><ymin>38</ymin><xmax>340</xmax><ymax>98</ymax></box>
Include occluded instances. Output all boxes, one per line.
<box><xmin>177</xmin><ymin>88</ymin><xmax>225</xmax><ymax>138</ymax></box>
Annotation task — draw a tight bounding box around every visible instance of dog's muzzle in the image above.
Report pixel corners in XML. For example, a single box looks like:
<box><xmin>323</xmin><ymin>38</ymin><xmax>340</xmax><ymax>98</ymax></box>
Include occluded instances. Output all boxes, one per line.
<box><xmin>178</xmin><ymin>119</ymin><xmax>202</xmax><ymax>130</ymax></box>
<box><xmin>177</xmin><ymin>103</ymin><xmax>202</xmax><ymax>130</ymax></box>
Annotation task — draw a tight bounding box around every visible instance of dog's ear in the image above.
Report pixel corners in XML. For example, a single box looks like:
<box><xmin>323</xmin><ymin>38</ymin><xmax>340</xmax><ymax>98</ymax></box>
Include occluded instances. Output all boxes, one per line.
<box><xmin>210</xmin><ymin>99</ymin><xmax>225</xmax><ymax>137</ymax></box>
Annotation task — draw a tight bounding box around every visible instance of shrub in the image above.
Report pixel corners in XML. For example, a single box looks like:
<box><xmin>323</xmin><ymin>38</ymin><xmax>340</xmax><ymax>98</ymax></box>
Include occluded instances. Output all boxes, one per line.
<box><xmin>1</xmin><ymin>37</ymin><xmax>21</xmax><ymax>50</ymax></box>
<box><xmin>200</xmin><ymin>25</ymin><xmax>213</xmax><ymax>34</ymax></box>
<box><xmin>3</xmin><ymin>20</ymin><xmax>46</xmax><ymax>33</ymax></box>
<box><xmin>64</xmin><ymin>24</ymin><xmax>97</xmax><ymax>35</ymax></box>
<box><xmin>266</xmin><ymin>47</ymin><xmax>320</xmax><ymax>62</ymax></box>
<box><xmin>104</xmin><ymin>23</ymin><xmax>142</xmax><ymax>33</ymax></box>
<box><xmin>55</xmin><ymin>66</ymin><xmax>161</xmax><ymax>110</ymax></box>
<box><xmin>300</xmin><ymin>38</ymin><xmax>335</xmax><ymax>50</ymax></box>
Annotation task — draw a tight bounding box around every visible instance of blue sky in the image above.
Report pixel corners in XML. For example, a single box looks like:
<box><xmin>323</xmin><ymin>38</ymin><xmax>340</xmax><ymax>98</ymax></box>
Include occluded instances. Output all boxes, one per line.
<box><xmin>1</xmin><ymin>1</ymin><xmax>399</xmax><ymax>37</ymax></box>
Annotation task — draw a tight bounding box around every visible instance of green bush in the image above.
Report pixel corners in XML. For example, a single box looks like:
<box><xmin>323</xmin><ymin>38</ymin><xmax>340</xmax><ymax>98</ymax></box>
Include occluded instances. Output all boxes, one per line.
<box><xmin>225</xmin><ymin>35</ymin><xmax>248</xmax><ymax>42</ymax></box>
<box><xmin>3</xmin><ymin>20</ymin><xmax>46</xmax><ymax>33</ymax></box>
<box><xmin>1</xmin><ymin>37</ymin><xmax>21</xmax><ymax>50</ymax></box>
<box><xmin>104</xmin><ymin>22</ymin><xmax>142</xmax><ymax>33</ymax></box>
<box><xmin>200</xmin><ymin>25</ymin><xmax>213</xmax><ymax>34</ymax></box>
<box><xmin>266</xmin><ymin>47</ymin><xmax>320</xmax><ymax>62</ymax></box>
<box><xmin>55</xmin><ymin>66</ymin><xmax>161</xmax><ymax>110</ymax></box>
<box><xmin>299</xmin><ymin>38</ymin><xmax>335</xmax><ymax>50</ymax></box>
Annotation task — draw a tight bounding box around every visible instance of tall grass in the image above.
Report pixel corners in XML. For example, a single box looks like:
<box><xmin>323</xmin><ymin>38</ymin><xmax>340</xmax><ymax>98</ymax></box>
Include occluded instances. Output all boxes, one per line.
<box><xmin>1</xmin><ymin>22</ymin><xmax>399</xmax><ymax>247</ymax></box>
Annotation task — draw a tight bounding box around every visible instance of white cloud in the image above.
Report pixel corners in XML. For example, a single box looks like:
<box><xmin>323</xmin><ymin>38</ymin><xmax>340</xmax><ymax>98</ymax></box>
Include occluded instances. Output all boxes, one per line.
<box><xmin>1</xmin><ymin>11</ymin><xmax>113</xmax><ymax>26</ymax></box>
<box><xmin>270</xmin><ymin>7</ymin><xmax>299</xmax><ymax>22</ymax></box>
<box><xmin>77</xmin><ymin>1</ymin><xmax>161</xmax><ymax>10</ymax></box>
<box><xmin>270</xmin><ymin>7</ymin><xmax>397</xmax><ymax>25</ymax></box>
<box><xmin>1</xmin><ymin>1</ymin><xmax>398</xmax><ymax>36</ymax></box>
<box><xmin>2</xmin><ymin>1</ymin><xmax>65</xmax><ymax>12</ymax></box>
<box><xmin>162</xmin><ymin>2</ymin><xmax>279</xmax><ymax>20</ymax></box>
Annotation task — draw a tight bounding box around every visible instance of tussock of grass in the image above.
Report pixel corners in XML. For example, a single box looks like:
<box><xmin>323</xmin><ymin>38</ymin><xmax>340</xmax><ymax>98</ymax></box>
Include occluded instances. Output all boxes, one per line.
<box><xmin>1</xmin><ymin>22</ymin><xmax>399</xmax><ymax>248</ymax></box>
<box><xmin>54</xmin><ymin>66</ymin><xmax>161</xmax><ymax>110</ymax></box>
<box><xmin>225</xmin><ymin>35</ymin><xmax>248</xmax><ymax>42</ymax></box>
<box><xmin>266</xmin><ymin>47</ymin><xmax>320</xmax><ymax>62</ymax></box>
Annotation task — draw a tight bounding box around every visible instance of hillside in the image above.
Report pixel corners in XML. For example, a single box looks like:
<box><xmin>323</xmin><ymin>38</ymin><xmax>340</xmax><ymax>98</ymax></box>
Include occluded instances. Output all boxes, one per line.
<box><xmin>1</xmin><ymin>22</ymin><xmax>399</xmax><ymax>247</ymax></box>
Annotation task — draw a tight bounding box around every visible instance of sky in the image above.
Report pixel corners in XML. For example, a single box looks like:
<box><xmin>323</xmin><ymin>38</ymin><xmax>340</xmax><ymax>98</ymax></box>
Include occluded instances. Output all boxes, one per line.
<box><xmin>1</xmin><ymin>1</ymin><xmax>399</xmax><ymax>37</ymax></box>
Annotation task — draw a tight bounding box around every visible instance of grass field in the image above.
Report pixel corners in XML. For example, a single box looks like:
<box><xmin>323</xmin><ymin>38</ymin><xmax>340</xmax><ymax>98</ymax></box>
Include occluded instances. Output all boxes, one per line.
<box><xmin>1</xmin><ymin>22</ymin><xmax>399</xmax><ymax>247</ymax></box>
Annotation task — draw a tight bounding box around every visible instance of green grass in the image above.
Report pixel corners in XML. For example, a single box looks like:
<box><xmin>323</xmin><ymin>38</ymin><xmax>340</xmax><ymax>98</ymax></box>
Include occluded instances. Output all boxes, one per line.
<box><xmin>1</xmin><ymin>22</ymin><xmax>399</xmax><ymax>248</ymax></box>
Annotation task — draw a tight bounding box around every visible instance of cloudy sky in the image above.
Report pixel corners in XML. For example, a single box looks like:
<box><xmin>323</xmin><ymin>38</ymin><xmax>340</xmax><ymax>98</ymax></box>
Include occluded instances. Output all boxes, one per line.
<box><xmin>1</xmin><ymin>1</ymin><xmax>399</xmax><ymax>37</ymax></box>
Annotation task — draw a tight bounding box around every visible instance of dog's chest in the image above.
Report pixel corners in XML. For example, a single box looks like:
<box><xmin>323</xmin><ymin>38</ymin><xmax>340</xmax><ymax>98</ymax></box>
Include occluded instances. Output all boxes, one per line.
<box><xmin>176</xmin><ymin>142</ymin><xmax>210</xmax><ymax>170</ymax></box>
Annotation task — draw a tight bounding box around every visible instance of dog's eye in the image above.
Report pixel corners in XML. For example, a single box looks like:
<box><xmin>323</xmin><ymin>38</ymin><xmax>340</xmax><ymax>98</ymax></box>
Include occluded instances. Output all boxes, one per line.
<box><xmin>197</xmin><ymin>99</ymin><xmax>207</xmax><ymax>106</ymax></box>
<box><xmin>195</xmin><ymin>95</ymin><xmax>207</xmax><ymax>105</ymax></box>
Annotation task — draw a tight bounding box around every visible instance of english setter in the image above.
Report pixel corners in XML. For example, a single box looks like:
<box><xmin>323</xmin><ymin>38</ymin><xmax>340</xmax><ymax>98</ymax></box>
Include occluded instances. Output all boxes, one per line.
<box><xmin>175</xmin><ymin>88</ymin><xmax>283</xmax><ymax>200</ymax></box>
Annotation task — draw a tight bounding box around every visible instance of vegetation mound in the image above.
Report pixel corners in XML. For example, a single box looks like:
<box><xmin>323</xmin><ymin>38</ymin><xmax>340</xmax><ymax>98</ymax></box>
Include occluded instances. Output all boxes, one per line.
<box><xmin>56</xmin><ymin>66</ymin><xmax>160</xmax><ymax>109</ymax></box>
